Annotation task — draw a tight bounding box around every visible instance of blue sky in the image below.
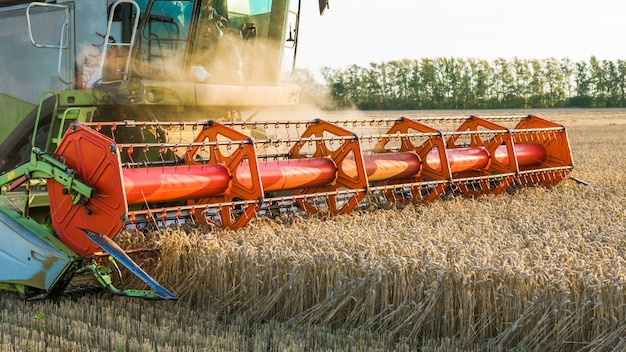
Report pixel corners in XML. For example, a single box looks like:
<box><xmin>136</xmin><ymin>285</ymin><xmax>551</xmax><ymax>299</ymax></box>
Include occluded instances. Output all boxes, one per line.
<box><xmin>293</xmin><ymin>0</ymin><xmax>626</xmax><ymax>72</ymax></box>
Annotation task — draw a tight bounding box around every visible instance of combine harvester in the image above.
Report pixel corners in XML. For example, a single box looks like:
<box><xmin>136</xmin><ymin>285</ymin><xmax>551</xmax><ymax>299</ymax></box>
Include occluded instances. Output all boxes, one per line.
<box><xmin>0</xmin><ymin>0</ymin><xmax>573</xmax><ymax>300</ymax></box>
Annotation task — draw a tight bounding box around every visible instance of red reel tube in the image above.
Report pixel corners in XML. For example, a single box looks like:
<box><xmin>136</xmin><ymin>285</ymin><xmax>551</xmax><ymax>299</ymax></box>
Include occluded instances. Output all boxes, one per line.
<box><xmin>426</xmin><ymin>144</ymin><xmax>547</xmax><ymax>174</ymax></box>
<box><xmin>237</xmin><ymin>158</ymin><xmax>337</xmax><ymax>192</ymax></box>
<box><xmin>123</xmin><ymin>165</ymin><xmax>231</xmax><ymax>204</ymax></box>
<box><xmin>342</xmin><ymin>152</ymin><xmax>422</xmax><ymax>182</ymax></box>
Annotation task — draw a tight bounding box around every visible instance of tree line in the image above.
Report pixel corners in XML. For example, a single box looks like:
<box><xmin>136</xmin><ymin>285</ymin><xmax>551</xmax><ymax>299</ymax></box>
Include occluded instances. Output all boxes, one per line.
<box><xmin>295</xmin><ymin>57</ymin><xmax>626</xmax><ymax>110</ymax></box>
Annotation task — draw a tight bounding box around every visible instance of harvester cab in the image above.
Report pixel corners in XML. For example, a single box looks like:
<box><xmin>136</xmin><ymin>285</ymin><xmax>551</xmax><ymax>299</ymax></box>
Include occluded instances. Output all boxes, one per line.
<box><xmin>0</xmin><ymin>0</ymin><xmax>574</xmax><ymax>301</ymax></box>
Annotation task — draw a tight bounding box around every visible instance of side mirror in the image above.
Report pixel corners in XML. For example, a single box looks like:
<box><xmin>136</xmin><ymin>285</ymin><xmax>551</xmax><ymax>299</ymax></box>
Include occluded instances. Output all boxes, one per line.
<box><xmin>318</xmin><ymin>0</ymin><xmax>329</xmax><ymax>15</ymax></box>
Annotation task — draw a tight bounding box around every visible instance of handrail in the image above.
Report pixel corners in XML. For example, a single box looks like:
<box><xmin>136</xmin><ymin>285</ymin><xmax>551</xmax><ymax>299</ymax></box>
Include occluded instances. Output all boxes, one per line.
<box><xmin>31</xmin><ymin>90</ymin><xmax>58</xmax><ymax>150</ymax></box>
<box><xmin>26</xmin><ymin>2</ymin><xmax>69</xmax><ymax>49</ymax></box>
<box><xmin>98</xmin><ymin>0</ymin><xmax>141</xmax><ymax>81</ymax></box>
<box><xmin>26</xmin><ymin>2</ymin><xmax>71</xmax><ymax>85</ymax></box>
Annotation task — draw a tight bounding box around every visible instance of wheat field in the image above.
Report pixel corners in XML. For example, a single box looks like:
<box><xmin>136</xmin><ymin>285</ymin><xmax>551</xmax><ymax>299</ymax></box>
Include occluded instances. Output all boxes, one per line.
<box><xmin>0</xmin><ymin>109</ymin><xmax>625</xmax><ymax>351</ymax></box>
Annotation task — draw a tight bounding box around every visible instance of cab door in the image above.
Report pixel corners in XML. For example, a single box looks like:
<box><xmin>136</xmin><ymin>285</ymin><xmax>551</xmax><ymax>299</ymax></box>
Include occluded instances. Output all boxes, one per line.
<box><xmin>134</xmin><ymin>0</ymin><xmax>193</xmax><ymax>79</ymax></box>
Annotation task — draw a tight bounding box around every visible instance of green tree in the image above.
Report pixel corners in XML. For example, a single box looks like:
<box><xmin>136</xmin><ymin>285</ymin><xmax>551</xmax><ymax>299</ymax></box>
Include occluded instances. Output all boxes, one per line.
<box><xmin>589</xmin><ymin>56</ymin><xmax>605</xmax><ymax>107</ymax></box>
<box><xmin>617</xmin><ymin>60</ymin><xmax>626</xmax><ymax>105</ymax></box>
<box><xmin>469</xmin><ymin>58</ymin><xmax>491</xmax><ymax>108</ymax></box>
<box><xmin>571</xmin><ymin>60</ymin><xmax>591</xmax><ymax>107</ymax></box>
<box><xmin>418</xmin><ymin>58</ymin><xmax>438</xmax><ymax>109</ymax></box>
<box><xmin>603</xmin><ymin>59</ymin><xmax>620</xmax><ymax>107</ymax></box>
<box><xmin>544</xmin><ymin>57</ymin><xmax>566</xmax><ymax>107</ymax></box>
<box><xmin>559</xmin><ymin>58</ymin><xmax>575</xmax><ymax>99</ymax></box>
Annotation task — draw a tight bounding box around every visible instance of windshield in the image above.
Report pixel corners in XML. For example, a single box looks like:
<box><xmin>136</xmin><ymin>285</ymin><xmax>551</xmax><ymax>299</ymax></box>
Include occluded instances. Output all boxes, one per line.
<box><xmin>133</xmin><ymin>0</ymin><xmax>290</xmax><ymax>84</ymax></box>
